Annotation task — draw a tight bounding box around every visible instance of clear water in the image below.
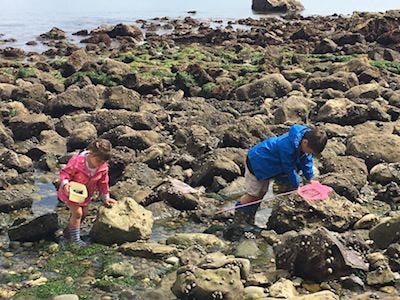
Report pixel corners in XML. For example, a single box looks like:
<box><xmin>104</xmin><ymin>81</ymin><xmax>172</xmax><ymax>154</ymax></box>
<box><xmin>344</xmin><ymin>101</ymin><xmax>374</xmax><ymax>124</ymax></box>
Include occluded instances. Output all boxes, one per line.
<box><xmin>0</xmin><ymin>0</ymin><xmax>399</xmax><ymax>50</ymax></box>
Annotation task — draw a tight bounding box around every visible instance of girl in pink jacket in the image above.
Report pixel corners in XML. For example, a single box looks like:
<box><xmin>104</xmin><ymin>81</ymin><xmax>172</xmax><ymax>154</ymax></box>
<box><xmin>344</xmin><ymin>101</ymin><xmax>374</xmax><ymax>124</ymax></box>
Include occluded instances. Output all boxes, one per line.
<box><xmin>58</xmin><ymin>138</ymin><xmax>117</xmax><ymax>246</ymax></box>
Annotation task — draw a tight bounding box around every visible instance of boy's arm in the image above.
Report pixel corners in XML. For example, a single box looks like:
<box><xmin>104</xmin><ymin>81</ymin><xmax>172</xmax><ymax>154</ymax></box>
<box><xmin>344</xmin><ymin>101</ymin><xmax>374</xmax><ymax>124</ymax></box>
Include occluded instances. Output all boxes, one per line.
<box><xmin>301</xmin><ymin>154</ymin><xmax>314</xmax><ymax>181</ymax></box>
<box><xmin>279</xmin><ymin>150</ymin><xmax>300</xmax><ymax>188</ymax></box>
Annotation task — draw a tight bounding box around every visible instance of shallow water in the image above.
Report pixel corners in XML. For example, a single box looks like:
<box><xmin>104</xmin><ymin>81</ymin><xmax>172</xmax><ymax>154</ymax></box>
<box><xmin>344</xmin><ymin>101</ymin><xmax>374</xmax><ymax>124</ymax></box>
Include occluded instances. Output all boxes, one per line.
<box><xmin>0</xmin><ymin>0</ymin><xmax>399</xmax><ymax>51</ymax></box>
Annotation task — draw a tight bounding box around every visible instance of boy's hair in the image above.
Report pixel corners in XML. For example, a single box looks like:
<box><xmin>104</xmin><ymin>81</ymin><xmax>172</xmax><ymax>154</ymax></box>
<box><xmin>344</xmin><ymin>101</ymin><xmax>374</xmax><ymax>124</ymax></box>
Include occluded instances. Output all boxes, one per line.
<box><xmin>87</xmin><ymin>139</ymin><xmax>112</xmax><ymax>161</ymax></box>
<box><xmin>303</xmin><ymin>128</ymin><xmax>328</xmax><ymax>155</ymax></box>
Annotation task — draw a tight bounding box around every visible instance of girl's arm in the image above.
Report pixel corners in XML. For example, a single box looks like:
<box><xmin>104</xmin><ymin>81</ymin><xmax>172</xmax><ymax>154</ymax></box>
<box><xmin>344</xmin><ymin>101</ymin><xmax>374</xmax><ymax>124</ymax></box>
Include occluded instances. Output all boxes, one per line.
<box><xmin>98</xmin><ymin>171</ymin><xmax>116</xmax><ymax>206</ymax></box>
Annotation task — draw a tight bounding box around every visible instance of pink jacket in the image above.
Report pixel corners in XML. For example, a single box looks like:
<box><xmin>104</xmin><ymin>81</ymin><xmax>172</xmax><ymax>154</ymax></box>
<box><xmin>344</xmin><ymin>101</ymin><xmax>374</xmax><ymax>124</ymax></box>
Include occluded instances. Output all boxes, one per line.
<box><xmin>58</xmin><ymin>152</ymin><xmax>110</xmax><ymax>207</ymax></box>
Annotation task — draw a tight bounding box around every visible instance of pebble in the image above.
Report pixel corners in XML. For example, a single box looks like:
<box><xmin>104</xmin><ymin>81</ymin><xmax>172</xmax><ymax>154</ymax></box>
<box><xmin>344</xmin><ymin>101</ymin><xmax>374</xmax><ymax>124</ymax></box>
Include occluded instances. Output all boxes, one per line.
<box><xmin>165</xmin><ymin>256</ymin><xmax>179</xmax><ymax>265</ymax></box>
<box><xmin>3</xmin><ymin>252</ymin><xmax>14</xmax><ymax>258</ymax></box>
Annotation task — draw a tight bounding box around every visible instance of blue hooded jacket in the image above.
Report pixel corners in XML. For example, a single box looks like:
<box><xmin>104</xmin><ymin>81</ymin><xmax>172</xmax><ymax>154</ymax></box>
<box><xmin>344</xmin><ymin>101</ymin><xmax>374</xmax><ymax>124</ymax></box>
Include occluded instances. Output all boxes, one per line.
<box><xmin>247</xmin><ymin>124</ymin><xmax>313</xmax><ymax>188</ymax></box>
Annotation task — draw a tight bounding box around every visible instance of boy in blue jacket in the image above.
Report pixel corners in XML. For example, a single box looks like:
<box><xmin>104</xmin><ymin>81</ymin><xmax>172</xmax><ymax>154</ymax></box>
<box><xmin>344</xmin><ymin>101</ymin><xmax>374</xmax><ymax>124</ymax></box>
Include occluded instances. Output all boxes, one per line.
<box><xmin>235</xmin><ymin>124</ymin><xmax>328</xmax><ymax>224</ymax></box>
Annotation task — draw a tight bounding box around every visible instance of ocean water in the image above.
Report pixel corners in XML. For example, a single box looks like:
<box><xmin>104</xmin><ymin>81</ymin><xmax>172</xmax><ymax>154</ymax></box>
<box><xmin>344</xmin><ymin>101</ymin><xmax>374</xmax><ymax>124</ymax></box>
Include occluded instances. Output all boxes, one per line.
<box><xmin>0</xmin><ymin>0</ymin><xmax>399</xmax><ymax>50</ymax></box>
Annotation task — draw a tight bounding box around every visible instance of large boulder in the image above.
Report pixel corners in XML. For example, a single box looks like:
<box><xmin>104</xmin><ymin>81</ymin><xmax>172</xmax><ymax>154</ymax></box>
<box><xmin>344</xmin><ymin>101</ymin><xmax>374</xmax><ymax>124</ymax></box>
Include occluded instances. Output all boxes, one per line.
<box><xmin>252</xmin><ymin>0</ymin><xmax>304</xmax><ymax>13</ymax></box>
<box><xmin>0</xmin><ymin>185</ymin><xmax>35</xmax><ymax>213</ymax></box>
<box><xmin>267</xmin><ymin>190</ymin><xmax>368</xmax><ymax>233</ymax></box>
<box><xmin>103</xmin><ymin>85</ymin><xmax>141</xmax><ymax>111</ymax></box>
<box><xmin>91</xmin><ymin>109</ymin><xmax>159</xmax><ymax>133</ymax></box>
<box><xmin>46</xmin><ymin>85</ymin><xmax>101</xmax><ymax>117</ymax></box>
<box><xmin>67</xmin><ymin>121</ymin><xmax>97</xmax><ymax>151</ymax></box>
<box><xmin>274</xmin><ymin>227</ymin><xmax>369</xmax><ymax>282</ymax></box>
<box><xmin>156</xmin><ymin>178</ymin><xmax>204</xmax><ymax>211</ymax></box>
<box><xmin>0</xmin><ymin>122</ymin><xmax>14</xmax><ymax>148</ymax></box>
<box><xmin>370</xmin><ymin>162</ymin><xmax>400</xmax><ymax>185</ymax></box>
<box><xmin>0</xmin><ymin>150</ymin><xmax>33</xmax><ymax>173</ymax></box>
<box><xmin>369</xmin><ymin>214</ymin><xmax>400</xmax><ymax>249</ymax></box>
<box><xmin>235</xmin><ymin>74</ymin><xmax>292</xmax><ymax>101</ymax></box>
<box><xmin>344</xmin><ymin>83</ymin><xmax>381</xmax><ymax>100</ymax></box>
<box><xmin>347</xmin><ymin>133</ymin><xmax>400</xmax><ymax>168</ymax></box>
<box><xmin>190</xmin><ymin>152</ymin><xmax>243</xmax><ymax>188</ymax></box>
<box><xmin>316</xmin><ymin>98</ymin><xmax>369</xmax><ymax>125</ymax></box>
<box><xmin>90</xmin><ymin>197</ymin><xmax>153</xmax><ymax>245</ymax></box>
<box><xmin>172</xmin><ymin>252</ymin><xmax>249</xmax><ymax>300</ymax></box>
<box><xmin>107</xmin><ymin>23</ymin><xmax>143</xmax><ymax>40</ymax></box>
<box><xmin>27</xmin><ymin>130</ymin><xmax>67</xmax><ymax>160</ymax></box>
<box><xmin>166</xmin><ymin>233</ymin><xmax>226</xmax><ymax>251</ymax></box>
<box><xmin>274</xmin><ymin>96</ymin><xmax>317</xmax><ymax>124</ymax></box>
<box><xmin>8</xmin><ymin>113</ymin><xmax>54</xmax><ymax>140</ymax></box>
<box><xmin>8</xmin><ymin>213</ymin><xmax>58</xmax><ymax>242</ymax></box>
<box><xmin>320</xmin><ymin>155</ymin><xmax>368</xmax><ymax>200</ymax></box>
<box><xmin>305</xmin><ymin>72</ymin><xmax>359</xmax><ymax>92</ymax></box>
<box><xmin>216</xmin><ymin>116</ymin><xmax>273</xmax><ymax>149</ymax></box>
<box><xmin>119</xmin><ymin>242</ymin><xmax>178</xmax><ymax>259</ymax></box>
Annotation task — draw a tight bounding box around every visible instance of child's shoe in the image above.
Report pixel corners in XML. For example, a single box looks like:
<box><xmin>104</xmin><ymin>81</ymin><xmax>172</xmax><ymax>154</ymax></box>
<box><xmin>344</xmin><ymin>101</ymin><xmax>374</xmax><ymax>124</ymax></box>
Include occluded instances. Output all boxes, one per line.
<box><xmin>233</xmin><ymin>201</ymin><xmax>260</xmax><ymax>225</ymax></box>
<box><xmin>66</xmin><ymin>227</ymin><xmax>88</xmax><ymax>247</ymax></box>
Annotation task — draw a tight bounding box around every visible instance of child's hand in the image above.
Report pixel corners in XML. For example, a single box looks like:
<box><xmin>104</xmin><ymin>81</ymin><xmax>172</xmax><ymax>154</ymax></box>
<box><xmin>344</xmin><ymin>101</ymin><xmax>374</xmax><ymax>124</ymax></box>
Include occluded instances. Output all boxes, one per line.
<box><xmin>104</xmin><ymin>198</ymin><xmax>117</xmax><ymax>207</ymax></box>
<box><xmin>63</xmin><ymin>183</ymin><xmax>70</xmax><ymax>196</ymax></box>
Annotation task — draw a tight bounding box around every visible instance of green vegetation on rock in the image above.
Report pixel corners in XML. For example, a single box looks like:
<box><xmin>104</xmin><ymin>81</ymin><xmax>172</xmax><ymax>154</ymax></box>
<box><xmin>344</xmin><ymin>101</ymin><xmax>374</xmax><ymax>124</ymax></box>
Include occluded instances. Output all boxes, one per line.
<box><xmin>17</xmin><ymin>67</ymin><xmax>36</xmax><ymax>78</ymax></box>
<box><xmin>370</xmin><ymin>59</ymin><xmax>400</xmax><ymax>74</ymax></box>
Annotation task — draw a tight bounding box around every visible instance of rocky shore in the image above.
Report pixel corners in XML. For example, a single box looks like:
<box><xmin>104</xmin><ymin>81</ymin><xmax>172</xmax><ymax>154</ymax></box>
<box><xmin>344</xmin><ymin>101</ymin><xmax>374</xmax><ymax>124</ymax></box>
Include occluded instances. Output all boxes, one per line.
<box><xmin>0</xmin><ymin>9</ymin><xmax>400</xmax><ymax>300</ymax></box>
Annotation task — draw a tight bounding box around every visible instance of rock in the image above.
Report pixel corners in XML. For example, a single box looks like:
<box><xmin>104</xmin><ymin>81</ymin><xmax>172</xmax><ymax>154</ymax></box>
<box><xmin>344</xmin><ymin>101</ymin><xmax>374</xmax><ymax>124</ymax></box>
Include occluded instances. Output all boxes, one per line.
<box><xmin>235</xmin><ymin>74</ymin><xmax>292</xmax><ymax>101</ymax></box>
<box><xmin>91</xmin><ymin>109</ymin><xmax>159</xmax><ymax>133</ymax></box>
<box><xmin>182</xmin><ymin>125</ymin><xmax>218</xmax><ymax>157</ymax></box>
<box><xmin>0</xmin><ymin>149</ymin><xmax>33</xmax><ymax>173</ymax></box>
<box><xmin>0</xmin><ymin>185</ymin><xmax>35</xmax><ymax>212</ymax></box>
<box><xmin>107</xmin><ymin>23</ymin><xmax>143</xmax><ymax>39</ymax></box>
<box><xmin>166</xmin><ymin>233</ymin><xmax>226</xmax><ymax>251</ymax></box>
<box><xmin>2</xmin><ymin>47</ymin><xmax>25</xmax><ymax>58</ymax></box>
<box><xmin>386</xmin><ymin>243</ymin><xmax>400</xmax><ymax>272</ymax></box>
<box><xmin>51</xmin><ymin>295</ymin><xmax>80</xmax><ymax>300</ymax></box>
<box><xmin>295</xmin><ymin>291</ymin><xmax>339</xmax><ymax>300</ymax></box>
<box><xmin>0</xmin><ymin>122</ymin><xmax>14</xmax><ymax>148</ymax></box>
<box><xmin>120</xmin><ymin>162</ymin><xmax>163</xmax><ymax>187</ymax></box>
<box><xmin>28</xmin><ymin>130</ymin><xmax>67</xmax><ymax>160</ymax></box>
<box><xmin>316</xmin><ymin>98</ymin><xmax>369</xmax><ymax>125</ymax></box>
<box><xmin>354</xmin><ymin>214</ymin><xmax>379</xmax><ymax>230</ymax></box>
<box><xmin>269</xmin><ymin>278</ymin><xmax>298</xmax><ymax>298</ymax></box>
<box><xmin>367</xmin><ymin>265</ymin><xmax>398</xmax><ymax>285</ymax></box>
<box><xmin>8</xmin><ymin>213</ymin><xmax>58</xmax><ymax>242</ymax></box>
<box><xmin>0</xmin><ymin>83</ymin><xmax>16</xmax><ymax>100</ymax></box>
<box><xmin>274</xmin><ymin>96</ymin><xmax>316</xmax><ymax>124</ymax></box>
<box><xmin>8</xmin><ymin>112</ymin><xmax>54</xmax><ymax>140</ymax></box>
<box><xmin>104</xmin><ymin>261</ymin><xmax>136</xmax><ymax>277</ymax></box>
<box><xmin>40</xmin><ymin>27</ymin><xmax>66</xmax><ymax>40</ymax></box>
<box><xmin>90</xmin><ymin>197</ymin><xmax>153</xmax><ymax>245</ymax></box>
<box><xmin>67</xmin><ymin>121</ymin><xmax>97</xmax><ymax>151</ymax></box>
<box><xmin>217</xmin><ymin>116</ymin><xmax>273</xmax><ymax>149</ymax></box>
<box><xmin>341</xmin><ymin>274</ymin><xmax>365</xmax><ymax>292</ymax></box>
<box><xmin>118</xmin><ymin>129</ymin><xmax>160</xmax><ymax>150</ymax></box>
<box><xmin>320</xmin><ymin>155</ymin><xmax>368</xmax><ymax>200</ymax></box>
<box><xmin>140</xmin><ymin>143</ymin><xmax>173</xmax><ymax>169</ymax></box>
<box><xmin>344</xmin><ymin>83</ymin><xmax>381</xmax><ymax>99</ymax></box>
<box><xmin>46</xmin><ymin>85</ymin><xmax>101</xmax><ymax>117</ymax></box>
<box><xmin>274</xmin><ymin>227</ymin><xmax>369</xmax><ymax>282</ymax></box>
<box><xmin>234</xmin><ymin>240</ymin><xmax>260</xmax><ymax>259</ymax></box>
<box><xmin>119</xmin><ymin>242</ymin><xmax>178</xmax><ymax>259</ymax></box>
<box><xmin>156</xmin><ymin>178</ymin><xmax>204</xmax><ymax>210</ymax></box>
<box><xmin>306</xmin><ymin>72</ymin><xmax>359</xmax><ymax>92</ymax></box>
<box><xmin>370</xmin><ymin>162</ymin><xmax>400</xmax><ymax>185</ymax></box>
<box><xmin>190</xmin><ymin>149</ymin><xmax>245</xmax><ymax>188</ymax></box>
<box><xmin>62</xmin><ymin>48</ymin><xmax>90</xmax><ymax>76</ymax></box>
<box><xmin>103</xmin><ymin>85</ymin><xmax>141</xmax><ymax>111</ymax></box>
<box><xmin>243</xmin><ymin>286</ymin><xmax>267</xmax><ymax>299</ymax></box>
<box><xmin>347</xmin><ymin>133</ymin><xmax>400</xmax><ymax>168</ymax></box>
<box><xmin>251</xmin><ymin>0</ymin><xmax>304</xmax><ymax>13</ymax></box>
<box><xmin>172</xmin><ymin>252</ymin><xmax>249</xmax><ymax>300</ymax></box>
<box><xmin>267</xmin><ymin>191</ymin><xmax>367</xmax><ymax>233</ymax></box>
<box><xmin>313</xmin><ymin>38</ymin><xmax>338</xmax><ymax>54</ymax></box>
<box><xmin>369</xmin><ymin>214</ymin><xmax>400</xmax><ymax>249</ymax></box>
<box><xmin>10</xmin><ymin>83</ymin><xmax>47</xmax><ymax>113</ymax></box>
<box><xmin>81</xmin><ymin>33</ymin><xmax>111</xmax><ymax>46</ymax></box>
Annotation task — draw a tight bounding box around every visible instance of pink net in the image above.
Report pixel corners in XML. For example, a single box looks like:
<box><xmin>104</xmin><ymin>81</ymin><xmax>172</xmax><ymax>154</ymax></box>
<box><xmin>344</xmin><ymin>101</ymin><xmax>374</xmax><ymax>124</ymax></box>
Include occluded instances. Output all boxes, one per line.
<box><xmin>297</xmin><ymin>181</ymin><xmax>333</xmax><ymax>201</ymax></box>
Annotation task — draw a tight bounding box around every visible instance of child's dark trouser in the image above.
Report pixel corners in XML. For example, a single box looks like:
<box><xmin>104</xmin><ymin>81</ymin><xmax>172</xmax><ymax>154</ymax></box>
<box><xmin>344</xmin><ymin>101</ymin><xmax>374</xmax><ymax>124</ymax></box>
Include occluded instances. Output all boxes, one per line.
<box><xmin>233</xmin><ymin>201</ymin><xmax>260</xmax><ymax>225</ymax></box>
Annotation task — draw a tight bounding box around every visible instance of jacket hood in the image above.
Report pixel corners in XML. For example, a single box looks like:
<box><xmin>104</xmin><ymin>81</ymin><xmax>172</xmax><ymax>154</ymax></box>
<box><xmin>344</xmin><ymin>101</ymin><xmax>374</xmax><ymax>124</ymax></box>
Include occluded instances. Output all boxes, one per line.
<box><xmin>288</xmin><ymin>124</ymin><xmax>310</xmax><ymax>148</ymax></box>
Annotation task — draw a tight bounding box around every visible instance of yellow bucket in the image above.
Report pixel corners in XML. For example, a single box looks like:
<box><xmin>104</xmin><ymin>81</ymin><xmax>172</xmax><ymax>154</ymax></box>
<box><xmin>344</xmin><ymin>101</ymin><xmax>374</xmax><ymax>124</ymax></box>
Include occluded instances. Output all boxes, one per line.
<box><xmin>69</xmin><ymin>181</ymin><xmax>88</xmax><ymax>203</ymax></box>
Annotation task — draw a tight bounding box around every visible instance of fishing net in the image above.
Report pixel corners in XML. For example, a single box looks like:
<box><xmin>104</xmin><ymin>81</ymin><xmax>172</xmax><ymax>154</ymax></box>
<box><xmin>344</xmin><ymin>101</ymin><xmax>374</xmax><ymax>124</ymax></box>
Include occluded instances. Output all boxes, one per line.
<box><xmin>297</xmin><ymin>180</ymin><xmax>333</xmax><ymax>201</ymax></box>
